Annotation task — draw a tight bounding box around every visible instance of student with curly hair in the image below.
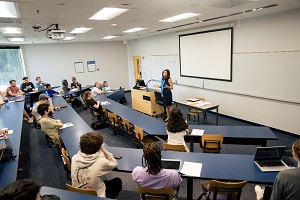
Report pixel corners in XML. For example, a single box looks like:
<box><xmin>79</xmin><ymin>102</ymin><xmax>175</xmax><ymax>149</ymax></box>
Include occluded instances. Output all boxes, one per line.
<box><xmin>132</xmin><ymin>142</ymin><xmax>182</xmax><ymax>191</ymax></box>
<box><xmin>166</xmin><ymin>108</ymin><xmax>190</xmax><ymax>152</ymax></box>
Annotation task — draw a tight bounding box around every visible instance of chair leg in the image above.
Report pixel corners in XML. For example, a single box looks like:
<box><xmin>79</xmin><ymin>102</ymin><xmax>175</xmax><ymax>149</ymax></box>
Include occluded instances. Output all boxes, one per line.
<box><xmin>197</xmin><ymin>114</ymin><xmax>200</xmax><ymax>125</ymax></box>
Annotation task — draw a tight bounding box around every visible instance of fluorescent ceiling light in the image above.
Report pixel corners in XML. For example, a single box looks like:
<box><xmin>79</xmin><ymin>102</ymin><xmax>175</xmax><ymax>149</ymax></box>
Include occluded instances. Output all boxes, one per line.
<box><xmin>123</xmin><ymin>28</ymin><xmax>147</xmax><ymax>33</ymax></box>
<box><xmin>7</xmin><ymin>38</ymin><xmax>24</xmax><ymax>42</ymax></box>
<box><xmin>0</xmin><ymin>1</ymin><xmax>18</xmax><ymax>18</ymax></box>
<box><xmin>63</xmin><ymin>37</ymin><xmax>75</xmax><ymax>41</ymax></box>
<box><xmin>0</xmin><ymin>27</ymin><xmax>22</xmax><ymax>34</ymax></box>
<box><xmin>90</xmin><ymin>7</ymin><xmax>129</xmax><ymax>20</ymax></box>
<box><xmin>102</xmin><ymin>36</ymin><xmax>118</xmax><ymax>40</ymax></box>
<box><xmin>70</xmin><ymin>28</ymin><xmax>92</xmax><ymax>34</ymax></box>
<box><xmin>160</xmin><ymin>13</ymin><xmax>201</xmax><ymax>22</ymax></box>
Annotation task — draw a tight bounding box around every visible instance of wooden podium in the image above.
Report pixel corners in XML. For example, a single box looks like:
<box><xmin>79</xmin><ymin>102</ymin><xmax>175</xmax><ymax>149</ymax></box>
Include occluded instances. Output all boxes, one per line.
<box><xmin>131</xmin><ymin>89</ymin><xmax>164</xmax><ymax>116</ymax></box>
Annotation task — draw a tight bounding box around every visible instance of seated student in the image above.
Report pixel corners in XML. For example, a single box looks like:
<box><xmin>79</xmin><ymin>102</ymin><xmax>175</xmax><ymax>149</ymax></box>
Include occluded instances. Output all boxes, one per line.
<box><xmin>103</xmin><ymin>81</ymin><xmax>112</xmax><ymax>91</ymax></box>
<box><xmin>0</xmin><ymin>91</ymin><xmax>7</xmax><ymax>106</ymax></box>
<box><xmin>71</xmin><ymin>132</ymin><xmax>122</xmax><ymax>198</ymax></box>
<box><xmin>37</xmin><ymin>103</ymin><xmax>63</xmax><ymax>142</ymax></box>
<box><xmin>20</xmin><ymin>76</ymin><xmax>36</xmax><ymax>107</ymax></box>
<box><xmin>132</xmin><ymin>142</ymin><xmax>182</xmax><ymax>194</ymax></box>
<box><xmin>0</xmin><ymin>179</ymin><xmax>42</xmax><ymax>200</ymax></box>
<box><xmin>71</xmin><ymin>77</ymin><xmax>81</xmax><ymax>89</ymax></box>
<box><xmin>255</xmin><ymin>139</ymin><xmax>300</xmax><ymax>200</ymax></box>
<box><xmin>167</xmin><ymin>108</ymin><xmax>190</xmax><ymax>152</ymax></box>
<box><xmin>34</xmin><ymin>76</ymin><xmax>46</xmax><ymax>88</ymax></box>
<box><xmin>6</xmin><ymin>79</ymin><xmax>33</xmax><ymax>123</ymax></box>
<box><xmin>92</xmin><ymin>82</ymin><xmax>103</xmax><ymax>96</ymax></box>
<box><xmin>84</xmin><ymin>91</ymin><xmax>102</xmax><ymax>114</ymax></box>
<box><xmin>32</xmin><ymin>94</ymin><xmax>55</xmax><ymax>123</ymax></box>
<box><xmin>44</xmin><ymin>84</ymin><xmax>59</xmax><ymax>97</ymax></box>
<box><xmin>61</xmin><ymin>79</ymin><xmax>71</xmax><ymax>92</ymax></box>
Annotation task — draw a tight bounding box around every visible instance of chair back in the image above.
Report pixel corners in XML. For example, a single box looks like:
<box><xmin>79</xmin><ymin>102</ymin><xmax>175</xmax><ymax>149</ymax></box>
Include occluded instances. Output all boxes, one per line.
<box><xmin>138</xmin><ymin>185</ymin><xmax>174</xmax><ymax>200</ymax></box>
<box><xmin>209</xmin><ymin>180</ymin><xmax>247</xmax><ymax>200</ymax></box>
<box><xmin>55</xmin><ymin>133</ymin><xmax>63</xmax><ymax>152</ymax></box>
<box><xmin>61</xmin><ymin>148</ymin><xmax>71</xmax><ymax>172</ymax></box>
<box><xmin>66</xmin><ymin>183</ymin><xmax>97</xmax><ymax>196</ymax></box>
<box><xmin>121</xmin><ymin>118</ymin><xmax>134</xmax><ymax>135</ymax></box>
<box><xmin>162</xmin><ymin>143</ymin><xmax>186</xmax><ymax>152</ymax></box>
<box><xmin>32</xmin><ymin>115</ymin><xmax>41</xmax><ymax>129</ymax></box>
<box><xmin>201</xmin><ymin>134</ymin><xmax>224</xmax><ymax>153</ymax></box>
<box><xmin>134</xmin><ymin>125</ymin><xmax>144</xmax><ymax>141</ymax></box>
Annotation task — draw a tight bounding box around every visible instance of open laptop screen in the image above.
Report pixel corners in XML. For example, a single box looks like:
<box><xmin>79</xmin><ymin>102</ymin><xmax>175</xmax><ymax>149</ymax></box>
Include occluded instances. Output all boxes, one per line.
<box><xmin>254</xmin><ymin>146</ymin><xmax>286</xmax><ymax>161</ymax></box>
<box><xmin>161</xmin><ymin>159</ymin><xmax>182</xmax><ymax>171</ymax></box>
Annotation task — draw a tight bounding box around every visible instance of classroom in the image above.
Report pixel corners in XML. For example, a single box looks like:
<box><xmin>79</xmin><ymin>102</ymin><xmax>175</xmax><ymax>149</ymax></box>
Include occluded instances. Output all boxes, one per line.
<box><xmin>0</xmin><ymin>0</ymin><xmax>300</xmax><ymax>199</ymax></box>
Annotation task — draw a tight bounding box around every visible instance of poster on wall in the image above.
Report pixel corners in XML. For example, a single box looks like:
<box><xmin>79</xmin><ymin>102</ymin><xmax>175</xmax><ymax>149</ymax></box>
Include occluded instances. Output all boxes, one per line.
<box><xmin>87</xmin><ymin>61</ymin><xmax>96</xmax><ymax>72</ymax></box>
<box><xmin>74</xmin><ymin>62</ymin><xmax>84</xmax><ymax>73</ymax></box>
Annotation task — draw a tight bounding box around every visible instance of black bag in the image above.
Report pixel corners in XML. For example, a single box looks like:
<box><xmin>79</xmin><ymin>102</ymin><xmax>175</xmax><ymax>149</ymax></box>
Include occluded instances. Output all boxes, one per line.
<box><xmin>0</xmin><ymin>144</ymin><xmax>16</xmax><ymax>162</ymax></box>
<box><xmin>119</xmin><ymin>97</ymin><xmax>127</xmax><ymax>104</ymax></box>
<box><xmin>91</xmin><ymin>121</ymin><xmax>107</xmax><ymax>130</ymax></box>
<box><xmin>71</xmin><ymin>98</ymin><xmax>82</xmax><ymax>107</ymax></box>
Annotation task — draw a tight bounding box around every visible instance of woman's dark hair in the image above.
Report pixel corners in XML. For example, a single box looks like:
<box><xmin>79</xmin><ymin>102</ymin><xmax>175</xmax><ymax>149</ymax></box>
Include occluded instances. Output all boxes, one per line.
<box><xmin>37</xmin><ymin>103</ymin><xmax>50</xmax><ymax>116</ymax></box>
<box><xmin>167</xmin><ymin>108</ymin><xmax>188</xmax><ymax>133</ymax></box>
<box><xmin>142</xmin><ymin>142</ymin><xmax>162</xmax><ymax>175</ymax></box>
<box><xmin>292</xmin><ymin>139</ymin><xmax>300</xmax><ymax>160</ymax></box>
<box><xmin>0</xmin><ymin>179</ymin><xmax>42</xmax><ymax>200</ymax></box>
<box><xmin>80</xmin><ymin>132</ymin><xmax>104</xmax><ymax>154</ymax></box>
<box><xmin>162</xmin><ymin>69</ymin><xmax>170</xmax><ymax>79</ymax></box>
<box><xmin>45</xmin><ymin>84</ymin><xmax>51</xmax><ymax>88</ymax></box>
<box><xmin>9</xmin><ymin>80</ymin><xmax>16</xmax><ymax>84</ymax></box>
<box><xmin>83</xmin><ymin>91</ymin><xmax>91</xmax><ymax>103</ymax></box>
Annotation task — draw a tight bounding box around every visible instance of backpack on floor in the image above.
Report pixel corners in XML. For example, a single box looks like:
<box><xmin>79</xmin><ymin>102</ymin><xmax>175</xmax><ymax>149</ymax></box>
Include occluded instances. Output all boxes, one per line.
<box><xmin>91</xmin><ymin>121</ymin><xmax>107</xmax><ymax>130</ymax></box>
<box><xmin>0</xmin><ymin>144</ymin><xmax>17</xmax><ymax>162</ymax></box>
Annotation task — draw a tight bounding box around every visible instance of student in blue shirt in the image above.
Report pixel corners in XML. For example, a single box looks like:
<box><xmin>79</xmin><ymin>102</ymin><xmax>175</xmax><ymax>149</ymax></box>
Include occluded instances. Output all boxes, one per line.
<box><xmin>44</xmin><ymin>84</ymin><xmax>59</xmax><ymax>97</ymax></box>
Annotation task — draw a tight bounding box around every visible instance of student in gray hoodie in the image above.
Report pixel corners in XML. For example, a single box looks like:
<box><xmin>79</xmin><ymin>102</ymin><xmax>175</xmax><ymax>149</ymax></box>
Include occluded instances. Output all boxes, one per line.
<box><xmin>71</xmin><ymin>132</ymin><xmax>122</xmax><ymax>198</ymax></box>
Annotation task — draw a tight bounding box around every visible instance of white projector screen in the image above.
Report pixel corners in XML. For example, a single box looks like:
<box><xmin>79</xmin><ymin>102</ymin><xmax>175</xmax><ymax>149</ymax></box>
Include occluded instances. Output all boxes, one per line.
<box><xmin>179</xmin><ymin>28</ymin><xmax>233</xmax><ymax>81</ymax></box>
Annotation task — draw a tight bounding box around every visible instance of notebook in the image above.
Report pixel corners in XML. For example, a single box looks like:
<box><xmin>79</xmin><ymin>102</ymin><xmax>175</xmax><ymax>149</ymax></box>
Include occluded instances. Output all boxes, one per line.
<box><xmin>254</xmin><ymin>146</ymin><xmax>290</xmax><ymax>172</ymax></box>
<box><xmin>161</xmin><ymin>159</ymin><xmax>182</xmax><ymax>172</ymax></box>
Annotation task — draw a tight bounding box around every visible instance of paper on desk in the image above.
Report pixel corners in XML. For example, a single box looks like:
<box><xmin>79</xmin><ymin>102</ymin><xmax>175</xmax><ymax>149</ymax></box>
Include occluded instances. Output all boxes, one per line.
<box><xmin>8</xmin><ymin>130</ymin><xmax>13</xmax><ymax>134</ymax></box>
<box><xmin>70</xmin><ymin>88</ymin><xmax>78</xmax><ymax>91</ymax></box>
<box><xmin>101</xmin><ymin>101</ymin><xmax>110</xmax><ymax>105</ymax></box>
<box><xmin>60</xmin><ymin>123</ymin><xmax>74</xmax><ymax>129</ymax></box>
<box><xmin>194</xmin><ymin>101</ymin><xmax>210</xmax><ymax>107</ymax></box>
<box><xmin>180</xmin><ymin>161</ymin><xmax>203</xmax><ymax>177</ymax></box>
<box><xmin>191</xmin><ymin>129</ymin><xmax>204</xmax><ymax>136</ymax></box>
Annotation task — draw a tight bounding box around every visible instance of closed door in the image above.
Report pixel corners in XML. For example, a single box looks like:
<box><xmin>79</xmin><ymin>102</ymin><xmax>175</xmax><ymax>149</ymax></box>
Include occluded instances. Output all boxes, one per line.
<box><xmin>133</xmin><ymin>56</ymin><xmax>142</xmax><ymax>84</ymax></box>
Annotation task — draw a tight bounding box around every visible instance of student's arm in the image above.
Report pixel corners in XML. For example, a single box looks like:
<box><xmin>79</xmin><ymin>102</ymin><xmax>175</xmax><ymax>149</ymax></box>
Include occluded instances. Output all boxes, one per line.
<box><xmin>54</xmin><ymin>119</ymin><xmax>63</xmax><ymax>129</ymax></box>
<box><xmin>96</xmin><ymin>88</ymin><xmax>103</xmax><ymax>94</ymax></box>
<box><xmin>93</xmin><ymin>101</ymin><xmax>101</xmax><ymax>109</ymax></box>
<box><xmin>165</xmin><ymin>78</ymin><xmax>173</xmax><ymax>90</ymax></box>
<box><xmin>7</xmin><ymin>88</ymin><xmax>16</xmax><ymax>97</ymax></box>
<box><xmin>97</xmin><ymin>146</ymin><xmax>118</xmax><ymax>176</ymax></box>
<box><xmin>53</xmin><ymin>90</ymin><xmax>59</xmax><ymax>96</ymax></box>
<box><xmin>48</xmin><ymin>98</ymin><xmax>54</xmax><ymax>111</ymax></box>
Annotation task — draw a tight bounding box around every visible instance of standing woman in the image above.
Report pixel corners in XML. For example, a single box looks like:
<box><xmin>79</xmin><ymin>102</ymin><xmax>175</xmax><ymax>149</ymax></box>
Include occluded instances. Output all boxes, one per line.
<box><xmin>154</xmin><ymin>69</ymin><xmax>173</xmax><ymax>122</ymax></box>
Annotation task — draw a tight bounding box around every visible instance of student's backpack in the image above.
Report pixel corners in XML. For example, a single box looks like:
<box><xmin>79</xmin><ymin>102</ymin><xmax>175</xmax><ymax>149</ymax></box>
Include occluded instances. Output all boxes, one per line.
<box><xmin>91</xmin><ymin>121</ymin><xmax>107</xmax><ymax>130</ymax></box>
<box><xmin>71</xmin><ymin>98</ymin><xmax>82</xmax><ymax>108</ymax></box>
<box><xmin>0</xmin><ymin>144</ymin><xmax>17</xmax><ymax>162</ymax></box>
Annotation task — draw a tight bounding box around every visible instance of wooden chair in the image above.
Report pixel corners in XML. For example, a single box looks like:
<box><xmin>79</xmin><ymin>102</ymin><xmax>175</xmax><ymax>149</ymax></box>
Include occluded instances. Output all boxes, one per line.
<box><xmin>133</xmin><ymin>125</ymin><xmax>158</xmax><ymax>148</ymax></box>
<box><xmin>32</xmin><ymin>115</ymin><xmax>41</xmax><ymax>129</ymax></box>
<box><xmin>200</xmin><ymin>134</ymin><xmax>224</xmax><ymax>153</ymax></box>
<box><xmin>197</xmin><ymin>180</ymin><xmax>247</xmax><ymax>200</ymax></box>
<box><xmin>138</xmin><ymin>185</ymin><xmax>176</xmax><ymax>200</ymax></box>
<box><xmin>162</xmin><ymin>143</ymin><xmax>186</xmax><ymax>152</ymax></box>
<box><xmin>187</xmin><ymin>97</ymin><xmax>207</xmax><ymax>124</ymax></box>
<box><xmin>61</xmin><ymin>148</ymin><xmax>71</xmax><ymax>180</ymax></box>
<box><xmin>44</xmin><ymin>134</ymin><xmax>56</xmax><ymax>148</ymax></box>
<box><xmin>107</xmin><ymin>112</ymin><xmax>122</xmax><ymax>135</ymax></box>
<box><xmin>121</xmin><ymin>118</ymin><xmax>134</xmax><ymax>137</ymax></box>
<box><xmin>66</xmin><ymin>183</ymin><xmax>97</xmax><ymax>196</ymax></box>
<box><xmin>54</xmin><ymin>133</ymin><xmax>63</xmax><ymax>153</ymax></box>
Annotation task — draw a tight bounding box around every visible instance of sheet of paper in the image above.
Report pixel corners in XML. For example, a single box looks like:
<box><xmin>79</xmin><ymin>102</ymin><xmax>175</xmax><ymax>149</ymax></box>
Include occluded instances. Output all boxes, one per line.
<box><xmin>70</xmin><ymin>88</ymin><xmax>78</xmax><ymax>91</ymax></box>
<box><xmin>180</xmin><ymin>161</ymin><xmax>203</xmax><ymax>177</ymax></box>
<box><xmin>191</xmin><ymin>129</ymin><xmax>204</xmax><ymax>136</ymax></box>
<box><xmin>8</xmin><ymin>130</ymin><xmax>13</xmax><ymax>134</ymax></box>
<box><xmin>101</xmin><ymin>101</ymin><xmax>110</xmax><ymax>105</ymax></box>
<box><xmin>60</xmin><ymin>123</ymin><xmax>74</xmax><ymax>129</ymax></box>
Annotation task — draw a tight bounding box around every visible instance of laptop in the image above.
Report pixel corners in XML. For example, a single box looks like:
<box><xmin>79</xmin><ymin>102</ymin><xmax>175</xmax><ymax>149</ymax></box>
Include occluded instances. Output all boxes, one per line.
<box><xmin>254</xmin><ymin>146</ymin><xmax>290</xmax><ymax>172</ymax></box>
<box><xmin>161</xmin><ymin>159</ymin><xmax>182</xmax><ymax>172</ymax></box>
<box><xmin>38</xmin><ymin>85</ymin><xmax>45</xmax><ymax>92</ymax></box>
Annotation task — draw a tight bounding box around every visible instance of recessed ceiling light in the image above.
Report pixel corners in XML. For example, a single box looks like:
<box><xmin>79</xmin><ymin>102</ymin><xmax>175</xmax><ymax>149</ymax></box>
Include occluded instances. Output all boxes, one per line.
<box><xmin>89</xmin><ymin>7</ymin><xmax>129</xmax><ymax>20</ymax></box>
<box><xmin>7</xmin><ymin>38</ymin><xmax>24</xmax><ymax>42</ymax></box>
<box><xmin>111</xmin><ymin>24</ymin><xmax>117</xmax><ymax>26</ymax></box>
<box><xmin>102</xmin><ymin>36</ymin><xmax>118</xmax><ymax>40</ymax></box>
<box><xmin>63</xmin><ymin>37</ymin><xmax>75</xmax><ymax>41</ymax></box>
<box><xmin>70</xmin><ymin>28</ymin><xmax>92</xmax><ymax>34</ymax></box>
<box><xmin>0</xmin><ymin>27</ymin><xmax>22</xmax><ymax>34</ymax></box>
<box><xmin>123</xmin><ymin>28</ymin><xmax>147</xmax><ymax>33</ymax></box>
<box><xmin>160</xmin><ymin>13</ymin><xmax>201</xmax><ymax>22</ymax></box>
<box><xmin>0</xmin><ymin>1</ymin><xmax>18</xmax><ymax>18</ymax></box>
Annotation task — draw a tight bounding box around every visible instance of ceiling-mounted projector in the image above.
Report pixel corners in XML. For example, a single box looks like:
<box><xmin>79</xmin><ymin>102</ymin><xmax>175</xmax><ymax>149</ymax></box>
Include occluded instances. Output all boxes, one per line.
<box><xmin>50</xmin><ymin>29</ymin><xmax>66</xmax><ymax>40</ymax></box>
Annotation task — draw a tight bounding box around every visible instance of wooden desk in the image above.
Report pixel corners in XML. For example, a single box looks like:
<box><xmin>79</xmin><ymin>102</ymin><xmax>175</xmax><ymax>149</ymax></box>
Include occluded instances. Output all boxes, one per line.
<box><xmin>131</xmin><ymin>89</ymin><xmax>164</xmax><ymax>116</ymax></box>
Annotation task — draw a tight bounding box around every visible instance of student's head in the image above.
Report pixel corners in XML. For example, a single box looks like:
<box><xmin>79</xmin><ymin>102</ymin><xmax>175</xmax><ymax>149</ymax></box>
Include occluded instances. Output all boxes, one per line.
<box><xmin>45</xmin><ymin>84</ymin><xmax>51</xmax><ymax>90</ymax></box>
<box><xmin>9</xmin><ymin>80</ymin><xmax>16</xmax><ymax>87</ymax></box>
<box><xmin>167</xmin><ymin>108</ymin><xmax>188</xmax><ymax>133</ymax></box>
<box><xmin>94</xmin><ymin>82</ymin><xmax>100</xmax><ymax>88</ymax></box>
<box><xmin>0</xmin><ymin>179</ymin><xmax>42</xmax><ymax>200</ymax></box>
<box><xmin>22</xmin><ymin>77</ymin><xmax>29</xmax><ymax>83</ymax></box>
<box><xmin>71</xmin><ymin>77</ymin><xmax>76</xmax><ymax>82</ymax></box>
<box><xmin>38</xmin><ymin>94</ymin><xmax>49</xmax><ymax>103</ymax></box>
<box><xmin>62</xmin><ymin>79</ymin><xmax>68</xmax><ymax>86</ymax></box>
<box><xmin>142</xmin><ymin>142</ymin><xmax>162</xmax><ymax>175</ymax></box>
<box><xmin>103</xmin><ymin>81</ymin><xmax>108</xmax><ymax>87</ymax></box>
<box><xmin>84</xmin><ymin>91</ymin><xmax>92</xmax><ymax>101</ymax></box>
<box><xmin>37</xmin><ymin>103</ymin><xmax>50</xmax><ymax>116</ymax></box>
<box><xmin>292</xmin><ymin>139</ymin><xmax>300</xmax><ymax>161</ymax></box>
<box><xmin>162</xmin><ymin>69</ymin><xmax>170</xmax><ymax>79</ymax></box>
<box><xmin>80</xmin><ymin>132</ymin><xmax>104</xmax><ymax>154</ymax></box>
<box><xmin>35</xmin><ymin>76</ymin><xmax>41</xmax><ymax>83</ymax></box>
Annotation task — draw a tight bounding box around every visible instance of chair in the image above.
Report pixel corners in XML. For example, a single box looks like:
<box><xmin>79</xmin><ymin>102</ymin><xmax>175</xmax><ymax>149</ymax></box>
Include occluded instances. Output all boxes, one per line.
<box><xmin>138</xmin><ymin>185</ymin><xmax>176</xmax><ymax>200</ymax></box>
<box><xmin>133</xmin><ymin>125</ymin><xmax>158</xmax><ymax>148</ymax></box>
<box><xmin>197</xmin><ymin>180</ymin><xmax>247</xmax><ymax>200</ymax></box>
<box><xmin>54</xmin><ymin>133</ymin><xmax>63</xmax><ymax>153</ymax></box>
<box><xmin>32</xmin><ymin>115</ymin><xmax>41</xmax><ymax>129</ymax></box>
<box><xmin>121</xmin><ymin>118</ymin><xmax>134</xmax><ymax>137</ymax></box>
<box><xmin>44</xmin><ymin>134</ymin><xmax>56</xmax><ymax>148</ymax></box>
<box><xmin>61</xmin><ymin>148</ymin><xmax>71</xmax><ymax>180</ymax></box>
<box><xmin>66</xmin><ymin>183</ymin><xmax>97</xmax><ymax>196</ymax></box>
<box><xmin>154</xmin><ymin>91</ymin><xmax>166</xmax><ymax>119</ymax></box>
<box><xmin>162</xmin><ymin>143</ymin><xmax>186</xmax><ymax>152</ymax></box>
<box><xmin>200</xmin><ymin>134</ymin><xmax>224</xmax><ymax>153</ymax></box>
<box><xmin>107</xmin><ymin>112</ymin><xmax>123</xmax><ymax>135</ymax></box>
<box><xmin>187</xmin><ymin>97</ymin><xmax>207</xmax><ymax>125</ymax></box>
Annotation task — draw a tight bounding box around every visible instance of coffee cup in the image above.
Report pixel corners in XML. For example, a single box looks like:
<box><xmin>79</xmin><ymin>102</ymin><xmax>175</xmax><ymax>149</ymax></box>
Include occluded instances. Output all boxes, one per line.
<box><xmin>1</xmin><ymin>128</ymin><xmax>9</xmax><ymax>139</ymax></box>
